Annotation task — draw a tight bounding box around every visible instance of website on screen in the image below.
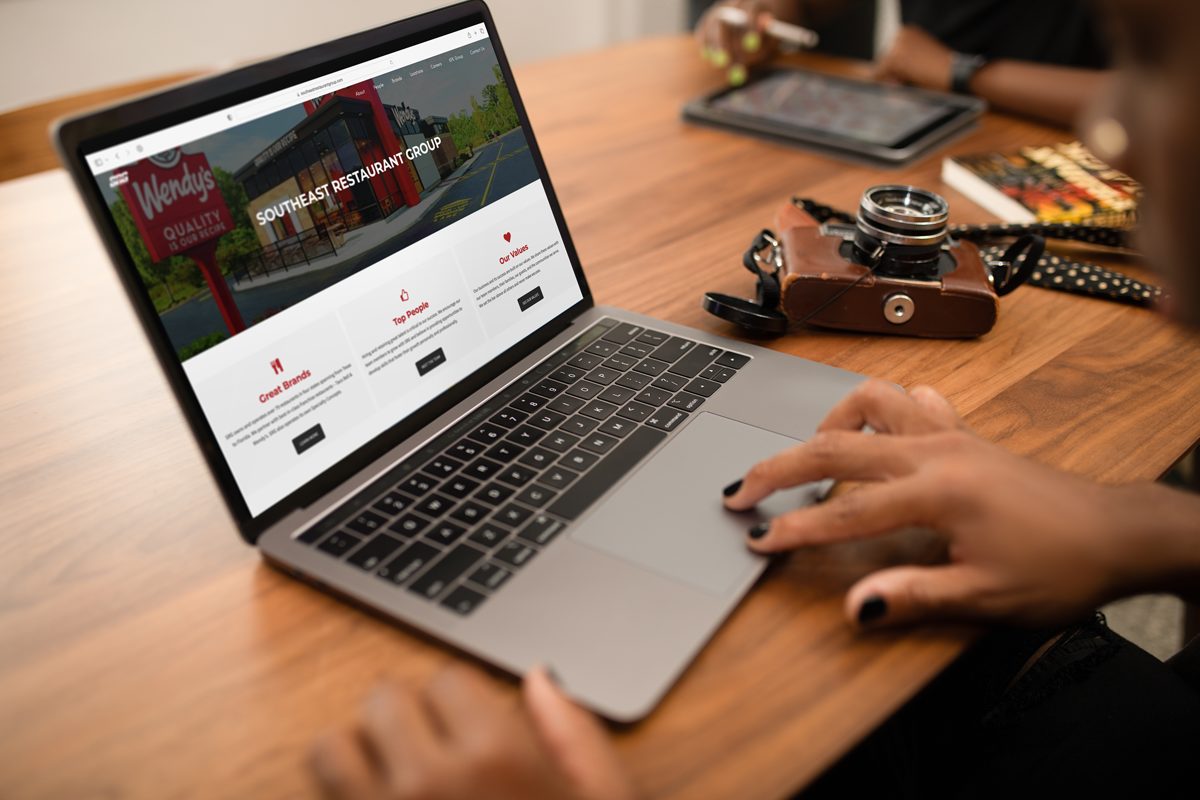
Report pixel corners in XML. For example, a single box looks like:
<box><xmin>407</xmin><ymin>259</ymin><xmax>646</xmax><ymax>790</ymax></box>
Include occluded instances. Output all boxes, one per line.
<box><xmin>87</xmin><ymin>24</ymin><xmax>583</xmax><ymax>515</ymax></box>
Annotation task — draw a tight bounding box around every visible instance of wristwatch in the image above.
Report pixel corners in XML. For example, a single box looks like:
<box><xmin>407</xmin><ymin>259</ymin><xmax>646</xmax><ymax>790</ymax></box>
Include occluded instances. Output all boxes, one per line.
<box><xmin>950</xmin><ymin>51</ymin><xmax>989</xmax><ymax>95</ymax></box>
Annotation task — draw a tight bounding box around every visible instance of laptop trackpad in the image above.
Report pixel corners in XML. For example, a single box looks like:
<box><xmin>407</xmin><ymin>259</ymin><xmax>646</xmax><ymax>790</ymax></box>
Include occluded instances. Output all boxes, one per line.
<box><xmin>569</xmin><ymin>412</ymin><xmax>827</xmax><ymax>596</ymax></box>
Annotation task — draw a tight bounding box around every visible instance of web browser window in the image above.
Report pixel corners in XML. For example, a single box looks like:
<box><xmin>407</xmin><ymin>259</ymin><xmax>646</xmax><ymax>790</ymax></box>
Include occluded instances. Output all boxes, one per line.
<box><xmin>86</xmin><ymin>24</ymin><xmax>583</xmax><ymax>516</ymax></box>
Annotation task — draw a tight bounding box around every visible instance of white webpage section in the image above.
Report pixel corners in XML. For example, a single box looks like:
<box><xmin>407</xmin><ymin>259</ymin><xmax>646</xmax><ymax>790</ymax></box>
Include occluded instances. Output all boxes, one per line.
<box><xmin>182</xmin><ymin>181</ymin><xmax>581</xmax><ymax>515</ymax></box>
<box><xmin>85</xmin><ymin>23</ymin><xmax>490</xmax><ymax>175</ymax></box>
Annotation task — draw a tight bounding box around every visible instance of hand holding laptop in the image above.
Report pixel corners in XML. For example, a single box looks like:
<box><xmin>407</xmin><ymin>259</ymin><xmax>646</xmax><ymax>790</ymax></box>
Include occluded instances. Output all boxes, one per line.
<box><xmin>310</xmin><ymin>664</ymin><xmax>634</xmax><ymax>800</ymax></box>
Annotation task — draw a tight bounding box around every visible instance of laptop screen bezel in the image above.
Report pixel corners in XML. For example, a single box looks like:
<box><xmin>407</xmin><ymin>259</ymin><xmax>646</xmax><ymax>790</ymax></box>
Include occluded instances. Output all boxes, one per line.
<box><xmin>54</xmin><ymin>0</ymin><xmax>594</xmax><ymax>544</ymax></box>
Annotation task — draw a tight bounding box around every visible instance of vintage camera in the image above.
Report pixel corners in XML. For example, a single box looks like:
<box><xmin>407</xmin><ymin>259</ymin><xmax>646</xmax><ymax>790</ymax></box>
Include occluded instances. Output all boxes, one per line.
<box><xmin>705</xmin><ymin>185</ymin><xmax>1036</xmax><ymax>338</ymax></box>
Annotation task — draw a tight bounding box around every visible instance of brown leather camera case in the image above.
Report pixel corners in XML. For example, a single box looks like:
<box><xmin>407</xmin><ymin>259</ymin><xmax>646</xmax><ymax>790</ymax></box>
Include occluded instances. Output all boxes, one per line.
<box><xmin>775</xmin><ymin>201</ymin><xmax>999</xmax><ymax>338</ymax></box>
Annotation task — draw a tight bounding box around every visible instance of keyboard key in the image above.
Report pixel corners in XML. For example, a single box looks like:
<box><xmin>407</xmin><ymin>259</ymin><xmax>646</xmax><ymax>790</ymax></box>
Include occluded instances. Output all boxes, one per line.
<box><xmin>585</xmin><ymin>339</ymin><xmax>618</xmax><ymax>357</ymax></box>
<box><xmin>635</xmin><ymin>387</ymin><xmax>672</xmax><ymax>407</ymax></box>
<box><xmin>550</xmin><ymin>365</ymin><xmax>586</xmax><ymax>384</ymax></box>
<box><xmin>516</xmin><ymin>484</ymin><xmax>558</xmax><ymax>507</ymax></box>
<box><xmin>668</xmin><ymin>392</ymin><xmax>706</xmax><ymax>412</ymax></box>
<box><xmin>586</xmin><ymin>367</ymin><xmax>620</xmax><ymax>386</ymax></box>
<box><xmin>560</xmin><ymin>449</ymin><xmax>600</xmax><ymax>471</ymax></box>
<box><xmin>378</xmin><ymin>541</ymin><xmax>439</xmax><ymax>585</ymax></box>
<box><xmin>519</xmin><ymin>514</ymin><xmax>564</xmax><ymax>546</ymax></box>
<box><xmin>547</xmin><ymin>394</ymin><xmax>586</xmax><ymax>415</ymax></box>
<box><xmin>603</xmin><ymin>353</ymin><xmax>638</xmax><ymax>371</ymax></box>
<box><xmin>715</xmin><ymin>352</ymin><xmax>751</xmax><ymax>369</ymax></box>
<box><xmin>646</xmin><ymin>408</ymin><xmax>689</xmax><ymax>432</ymax></box>
<box><xmin>507</xmin><ymin>425</ymin><xmax>546</xmax><ymax>446</ymax></box>
<box><xmin>684</xmin><ymin>377</ymin><xmax>721</xmax><ymax>398</ymax></box>
<box><xmin>650</xmin><ymin>336</ymin><xmax>696</xmax><ymax>363</ymax></box>
<box><xmin>495</xmin><ymin>502</ymin><xmax>534</xmax><ymax>528</ymax></box>
<box><xmin>540</xmin><ymin>466</ymin><xmax>580</xmax><ymax>489</ymax></box>
<box><xmin>468</xmin><ymin>561</ymin><xmax>513</xmax><ymax>591</ymax></box>
<box><xmin>567</xmin><ymin>352</ymin><xmax>603</xmax><ymax>370</ymax></box>
<box><xmin>318</xmin><ymin>530</ymin><xmax>361</xmax><ymax>557</ymax></box>
<box><xmin>494</xmin><ymin>540</ymin><xmax>538</xmax><ymax>569</ymax></box>
<box><xmin>469</xmin><ymin>522</ymin><xmax>511</xmax><ymax>549</ymax></box>
<box><xmin>425</xmin><ymin>520</ymin><xmax>468</xmax><ymax>547</ymax></box>
<box><xmin>424</xmin><ymin>455</ymin><xmax>463</xmax><ymax>478</ymax></box>
<box><xmin>549</xmin><ymin>427</ymin><xmax>670</xmax><ymax>521</ymax></box>
<box><xmin>467</xmin><ymin>422</ymin><xmax>507</xmax><ymax>445</ymax></box>
<box><xmin>448</xmin><ymin>439</ymin><xmax>484</xmax><ymax>460</ymax></box>
<box><xmin>615</xmin><ymin>401</ymin><xmax>654</xmax><ymax>422</ymax></box>
<box><xmin>669</xmin><ymin>344</ymin><xmax>723</xmax><ymax>378</ymax></box>
<box><xmin>450</xmin><ymin>500</ymin><xmax>491</xmax><ymax>526</ymax></box>
<box><xmin>598</xmin><ymin>384</ymin><xmax>636</xmax><ymax>405</ymax></box>
<box><xmin>497</xmin><ymin>464</ymin><xmax>537</xmax><ymax>488</ymax></box>
<box><xmin>528</xmin><ymin>409</ymin><xmax>567</xmax><ymax>430</ymax></box>
<box><xmin>651</xmin><ymin>373</ymin><xmax>688</xmax><ymax>392</ymax></box>
<box><xmin>578</xmin><ymin>432</ymin><xmax>620</xmax><ymax>455</ymax></box>
<box><xmin>347</xmin><ymin>533</ymin><xmax>406</xmax><ymax>570</ymax></box>
<box><xmin>565</xmin><ymin>380</ymin><xmax>605</xmax><ymax>400</ymax></box>
<box><xmin>635</xmin><ymin>329</ymin><xmax>669</xmax><ymax>346</ymax></box>
<box><xmin>601</xmin><ymin>322</ymin><xmax>645</xmax><ymax>344</ymax></box>
<box><xmin>511</xmin><ymin>393</ymin><xmax>547</xmax><ymax>413</ymax></box>
<box><xmin>475</xmin><ymin>482</ymin><xmax>515</xmax><ymax>506</ymax></box>
<box><xmin>399</xmin><ymin>474</ymin><xmax>439</xmax><ymax>497</ymax></box>
<box><xmin>410</xmin><ymin>544</ymin><xmax>485</xmax><ymax>600</ymax></box>
<box><xmin>415</xmin><ymin>493</ymin><xmax>455</xmax><ymax>518</ymax></box>
<box><xmin>373</xmin><ymin>491</ymin><xmax>415</xmax><ymax>517</ymax></box>
<box><xmin>465</xmin><ymin>457</ymin><xmax>504</xmax><ymax>480</ymax></box>
<box><xmin>597</xmin><ymin>416</ymin><xmax>635</xmax><ymax>438</ymax></box>
<box><xmin>518</xmin><ymin>446</ymin><xmax>557</xmax><ymax>469</ymax></box>
<box><xmin>620</xmin><ymin>341</ymin><xmax>654</xmax><ymax>359</ymax></box>
<box><xmin>615</xmin><ymin>370</ymin><xmax>652</xmax><ymax>390</ymax></box>
<box><xmin>579</xmin><ymin>400</ymin><xmax>618</xmax><ymax>421</ymax></box>
<box><xmin>530</xmin><ymin>379</ymin><xmax>569</xmax><ymax>399</ymax></box>
<box><xmin>389</xmin><ymin>513</ymin><xmax>430</xmax><ymax>537</ymax></box>
<box><xmin>490</xmin><ymin>408</ymin><xmax>527</xmax><ymax>428</ymax></box>
<box><xmin>561</xmin><ymin>415</ymin><xmax>598</xmax><ymax>436</ymax></box>
<box><xmin>441</xmin><ymin>585</ymin><xmax>487</xmax><ymax>615</ymax></box>
<box><xmin>485</xmin><ymin>441</ymin><xmax>525</xmax><ymax>463</ymax></box>
<box><xmin>441</xmin><ymin>475</ymin><xmax>480</xmax><ymax>499</ymax></box>
<box><xmin>540</xmin><ymin>431</ymin><xmax>580</xmax><ymax>453</ymax></box>
<box><xmin>632</xmin><ymin>358</ymin><xmax>670</xmax><ymax>377</ymax></box>
<box><xmin>347</xmin><ymin>510</ymin><xmax>387</xmax><ymax>536</ymax></box>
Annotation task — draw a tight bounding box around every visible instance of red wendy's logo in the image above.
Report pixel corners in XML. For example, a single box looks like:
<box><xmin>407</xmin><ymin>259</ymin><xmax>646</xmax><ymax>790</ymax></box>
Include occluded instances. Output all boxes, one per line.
<box><xmin>118</xmin><ymin>148</ymin><xmax>233</xmax><ymax>262</ymax></box>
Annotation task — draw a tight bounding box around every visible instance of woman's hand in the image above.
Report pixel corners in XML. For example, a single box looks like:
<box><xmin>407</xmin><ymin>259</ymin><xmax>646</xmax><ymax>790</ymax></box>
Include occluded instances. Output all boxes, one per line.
<box><xmin>724</xmin><ymin>380</ymin><xmax>1200</xmax><ymax>628</ymax></box>
<box><xmin>695</xmin><ymin>1</ymin><xmax>792</xmax><ymax>85</ymax></box>
<box><xmin>874</xmin><ymin>25</ymin><xmax>955</xmax><ymax>91</ymax></box>
<box><xmin>310</xmin><ymin>664</ymin><xmax>635</xmax><ymax>800</ymax></box>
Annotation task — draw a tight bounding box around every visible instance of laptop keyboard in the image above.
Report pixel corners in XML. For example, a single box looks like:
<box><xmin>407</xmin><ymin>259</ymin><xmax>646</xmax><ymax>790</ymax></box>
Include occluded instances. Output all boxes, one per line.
<box><xmin>295</xmin><ymin>318</ymin><xmax>751</xmax><ymax>616</ymax></box>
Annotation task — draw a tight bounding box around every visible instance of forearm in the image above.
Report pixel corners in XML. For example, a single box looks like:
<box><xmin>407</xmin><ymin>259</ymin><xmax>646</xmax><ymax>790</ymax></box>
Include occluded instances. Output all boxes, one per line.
<box><xmin>968</xmin><ymin>61</ymin><xmax>1112</xmax><ymax>128</ymax></box>
<box><xmin>1107</xmin><ymin>483</ymin><xmax>1200</xmax><ymax>604</ymax></box>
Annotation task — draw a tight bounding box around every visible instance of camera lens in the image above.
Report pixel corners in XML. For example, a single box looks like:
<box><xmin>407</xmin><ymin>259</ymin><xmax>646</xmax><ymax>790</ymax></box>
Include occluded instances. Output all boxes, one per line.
<box><xmin>853</xmin><ymin>185</ymin><xmax>950</xmax><ymax>277</ymax></box>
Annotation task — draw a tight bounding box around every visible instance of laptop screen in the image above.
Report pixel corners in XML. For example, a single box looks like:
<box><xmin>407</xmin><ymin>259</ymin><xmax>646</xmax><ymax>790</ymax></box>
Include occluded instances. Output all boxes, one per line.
<box><xmin>83</xmin><ymin>21</ymin><xmax>584</xmax><ymax>517</ymax></box>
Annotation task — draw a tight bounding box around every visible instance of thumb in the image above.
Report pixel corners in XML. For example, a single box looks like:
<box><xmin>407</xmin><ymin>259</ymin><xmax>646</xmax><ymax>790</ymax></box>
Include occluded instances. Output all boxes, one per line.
<box><xmin>523</xmin><ymin>666</ymin><xmax>636</xmax><ymax>800</ymax></box>
<box><xmin>845</xmin><ymin>563</ymin><xmax>993</xmax><ymax>628</ymax></box>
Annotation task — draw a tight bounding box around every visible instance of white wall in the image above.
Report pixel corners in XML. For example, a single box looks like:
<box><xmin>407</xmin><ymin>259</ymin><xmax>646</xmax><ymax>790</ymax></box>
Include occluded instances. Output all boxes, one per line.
<box><xmin>0</xmin><ymin>0</ymin><xmax>687</xmax><ymax>112</ymax></box>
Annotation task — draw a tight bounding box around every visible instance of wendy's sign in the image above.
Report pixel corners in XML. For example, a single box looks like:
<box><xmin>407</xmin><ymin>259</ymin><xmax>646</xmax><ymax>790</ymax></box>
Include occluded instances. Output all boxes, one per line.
<box><xmin>118</xmin><ymin>149</ymin><xmax>245</xmax><ymax>335</ymax></box>
<box><xmin>119</xmin><ymin>149</ymin><xmax>234</xmax><ymax>262</ymax></box>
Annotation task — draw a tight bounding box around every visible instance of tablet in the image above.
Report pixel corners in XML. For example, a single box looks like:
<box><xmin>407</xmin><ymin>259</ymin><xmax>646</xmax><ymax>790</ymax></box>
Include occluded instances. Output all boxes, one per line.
<box><xmin>683</xmin><ymin>67</ymin><xmax>984</xmax><ymax>164</ymax></box>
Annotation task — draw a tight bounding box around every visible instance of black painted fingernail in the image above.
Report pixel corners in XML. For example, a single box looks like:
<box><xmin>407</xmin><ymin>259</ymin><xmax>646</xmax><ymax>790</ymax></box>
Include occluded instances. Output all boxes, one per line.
<box><xmin>748</xmin><ymin>522</ymin><xmax>770</xmax><ymax>539</ymax></box>
<box><xmin>858</xmin><ymin>596</ymin><xmax>888</xmax><ymax>624</ymax></box>
<box><xmin>722</xmin><ymin>479</ymin><xmax>743</xmax><ymax>497</ymax></box>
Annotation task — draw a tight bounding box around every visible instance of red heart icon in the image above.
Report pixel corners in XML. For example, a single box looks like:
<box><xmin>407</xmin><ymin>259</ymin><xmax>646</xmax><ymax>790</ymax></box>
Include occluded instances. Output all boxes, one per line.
<box><xmin>503</xmin><ymin>232</ymin><xmax>512</xmax><ymax>242</ymax></box>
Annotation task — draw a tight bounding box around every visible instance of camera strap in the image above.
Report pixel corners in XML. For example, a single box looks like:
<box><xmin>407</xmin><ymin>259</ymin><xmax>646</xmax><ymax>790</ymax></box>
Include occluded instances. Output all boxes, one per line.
<box><xmin>794</xmin><ymin>199</ymin><xmax>1164</xmax><ymax>309</ymax></box>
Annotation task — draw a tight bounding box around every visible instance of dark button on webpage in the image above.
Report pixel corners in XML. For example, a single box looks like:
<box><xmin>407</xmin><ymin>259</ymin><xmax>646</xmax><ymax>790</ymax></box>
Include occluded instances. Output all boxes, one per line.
<box><xmin>517</xmin><ymin>286</ymin><xmax>544</xmax><ymax>312</ymax></box>
<box><xmin>293</xmin><ymin>423</ymin><xmax>326</xmax><ymax>454</ymax></box>
<box><xmin>416</xmin><ymin>347</ymin><xmax>446</xmax><ymax>376</ymax></box>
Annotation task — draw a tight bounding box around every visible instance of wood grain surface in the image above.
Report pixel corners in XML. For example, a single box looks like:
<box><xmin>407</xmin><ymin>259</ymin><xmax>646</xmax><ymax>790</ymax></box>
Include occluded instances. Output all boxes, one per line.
<box><xmin>2</xmin><ymin>37</ymin><xmax>1198</xmax><ymax>800</ymax></box>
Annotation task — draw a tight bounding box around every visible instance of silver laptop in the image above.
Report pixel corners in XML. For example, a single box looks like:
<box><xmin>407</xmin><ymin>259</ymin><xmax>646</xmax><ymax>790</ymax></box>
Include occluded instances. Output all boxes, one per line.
<box><xmin>56</xmin><ymin>0</ymin><xmax>867</xmax><ymax>720</ymax></box>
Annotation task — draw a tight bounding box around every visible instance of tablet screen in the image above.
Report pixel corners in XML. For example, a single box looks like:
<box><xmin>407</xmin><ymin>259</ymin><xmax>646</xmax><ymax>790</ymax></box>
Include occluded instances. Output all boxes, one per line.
<box><xmin>710</xmin><ymin>70</ymin><xmax>957</xmax><ymax>148</ymax></box>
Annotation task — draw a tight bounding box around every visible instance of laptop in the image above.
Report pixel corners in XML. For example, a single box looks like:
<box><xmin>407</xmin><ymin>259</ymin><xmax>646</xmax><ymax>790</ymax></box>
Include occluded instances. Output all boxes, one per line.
<box><xmin>55</xmin><ymin>0</ymin><xmax>868</xmax><ymax>721</ymax></box>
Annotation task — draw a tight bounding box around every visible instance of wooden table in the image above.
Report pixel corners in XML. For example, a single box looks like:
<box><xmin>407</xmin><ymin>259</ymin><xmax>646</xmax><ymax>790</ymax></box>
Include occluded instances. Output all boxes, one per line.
<box><xmin>3</xmin><ymin>37</ymin><xmax>1199</xmax><ymax>800</ymax></box>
